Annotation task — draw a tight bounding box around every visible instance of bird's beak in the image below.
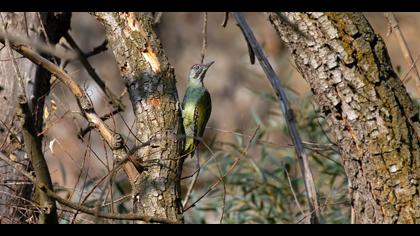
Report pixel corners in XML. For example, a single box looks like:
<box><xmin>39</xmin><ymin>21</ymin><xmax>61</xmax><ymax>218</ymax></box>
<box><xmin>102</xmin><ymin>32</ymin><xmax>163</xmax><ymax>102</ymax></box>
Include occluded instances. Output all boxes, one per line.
<box><xmin>199</xmin><ymin>61</ymin><xmax>215</xmax><ymax>81</ymax></box>
<box><xmin>204</xmin><ymin>61</ymin><xmax>215</xmax><ymax>70</ymax></box>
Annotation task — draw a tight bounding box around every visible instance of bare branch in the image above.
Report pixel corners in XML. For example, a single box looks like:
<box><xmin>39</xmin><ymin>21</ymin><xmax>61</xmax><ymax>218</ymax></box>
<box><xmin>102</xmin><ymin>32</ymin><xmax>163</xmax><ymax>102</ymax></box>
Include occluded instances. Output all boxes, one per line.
<box><xmin>0</xmin><ymin>151</ymin><xmax>178</xmax><ymax>224</ymax></box>
<box><xmin>233</xmin><ymin>12</ymin><xmax>321</xmax><ymax>224</ymax></box>
<box><xmin>0</xmin><ymin>35</ymin><xmax>139</xmax><ymax>183</ymax></box>
<box><xmin>78</xmin><ymin>107</ymin><xmax>124</xmax><ymax>139</ymax></box>
<box><xmin>64</xmin><ymin>32</ymin><xmax>125</xmax><ymax>110</ymax></box>
<box><xmin>0</xmin><ymin>29</ymin><xmax>77</xmax><ymax>60</ymax></box>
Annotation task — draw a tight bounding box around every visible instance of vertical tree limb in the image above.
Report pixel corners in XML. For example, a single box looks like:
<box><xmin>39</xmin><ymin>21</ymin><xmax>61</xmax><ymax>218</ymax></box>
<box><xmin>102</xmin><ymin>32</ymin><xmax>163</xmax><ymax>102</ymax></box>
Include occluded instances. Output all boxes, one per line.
<box><xmin>92</xmin><ymin>12</ymin><xmax>184</xmax><ymax>223</ymax></box>
<box><xmin>17</xmin><ymin>96</ymin><xmax>58</xmax><ymax>224</ymax></box>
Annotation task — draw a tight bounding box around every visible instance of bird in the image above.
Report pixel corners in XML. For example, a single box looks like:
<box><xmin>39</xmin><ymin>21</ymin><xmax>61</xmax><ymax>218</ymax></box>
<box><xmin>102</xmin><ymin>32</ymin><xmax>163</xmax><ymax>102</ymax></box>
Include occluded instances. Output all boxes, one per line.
<box><xmin>182</xmin><ymin>61</ymin><xmax>214</xmax><ymax>157</ymax></box>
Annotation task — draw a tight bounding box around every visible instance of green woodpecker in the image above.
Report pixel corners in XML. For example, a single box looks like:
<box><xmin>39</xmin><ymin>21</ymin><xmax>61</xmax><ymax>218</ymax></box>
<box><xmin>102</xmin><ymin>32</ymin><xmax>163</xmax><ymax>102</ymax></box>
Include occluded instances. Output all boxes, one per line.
<box><xmin>182</xmin><ymin>61</ymin><xmax>214</xmax><ymax>156</ymax></box>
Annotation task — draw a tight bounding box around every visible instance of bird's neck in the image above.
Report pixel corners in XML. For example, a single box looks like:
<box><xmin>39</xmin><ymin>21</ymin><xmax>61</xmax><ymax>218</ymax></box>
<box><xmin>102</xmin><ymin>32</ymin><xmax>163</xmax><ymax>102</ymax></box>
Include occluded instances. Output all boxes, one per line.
<box><xmin>187</xmin><ymin>78</ymin><xmax>204</xmax><ymax>88</ymax></box>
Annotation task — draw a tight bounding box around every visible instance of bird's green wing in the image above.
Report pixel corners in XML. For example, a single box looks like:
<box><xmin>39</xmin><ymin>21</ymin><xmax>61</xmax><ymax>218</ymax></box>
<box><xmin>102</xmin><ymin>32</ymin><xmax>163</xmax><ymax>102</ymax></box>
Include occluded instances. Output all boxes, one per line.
<box><xmin>194</xmin><ymin>89</ymin><xmax>212</xmax><ymax>140</ymax></box>
<box><xmin>181</xmin><ymin>88</ymin><xmax>212</xmax><ymax>154</ymax></box>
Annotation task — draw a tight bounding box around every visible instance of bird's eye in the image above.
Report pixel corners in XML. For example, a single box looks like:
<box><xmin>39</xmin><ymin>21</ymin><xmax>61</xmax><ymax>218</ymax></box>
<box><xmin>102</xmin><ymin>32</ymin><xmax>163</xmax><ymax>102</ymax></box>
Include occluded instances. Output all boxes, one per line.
<box><xmin>190</xmin><ymin>64</ymin><xmax>203</xmax><ymax>79</ymax></box>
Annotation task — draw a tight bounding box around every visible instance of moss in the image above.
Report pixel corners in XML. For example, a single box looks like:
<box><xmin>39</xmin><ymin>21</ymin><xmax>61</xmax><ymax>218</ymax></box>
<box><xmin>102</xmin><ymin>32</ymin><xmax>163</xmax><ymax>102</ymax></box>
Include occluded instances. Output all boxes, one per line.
<box><xmin>325</xmin><ymin>13</ymin><xmax>355</xmax><ymax>64</ymax></box>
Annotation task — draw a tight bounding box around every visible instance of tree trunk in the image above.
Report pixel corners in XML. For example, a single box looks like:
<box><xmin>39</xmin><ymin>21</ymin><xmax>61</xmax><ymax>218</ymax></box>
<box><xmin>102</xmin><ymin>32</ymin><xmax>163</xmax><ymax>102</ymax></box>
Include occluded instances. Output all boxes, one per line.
<box><xmin>0</xmin><ymin>12</ymin><xmax>70</xmax><ymax>223</ymax></box>
<box><xmin>267</xmin><ymin>12</ymin><xmax>420</xmax><ymax>224</ymax></box>
<box><xmin>93</xmin><ymin>12</ymin><xmax>184</xmax><ymax>223</ymax></box>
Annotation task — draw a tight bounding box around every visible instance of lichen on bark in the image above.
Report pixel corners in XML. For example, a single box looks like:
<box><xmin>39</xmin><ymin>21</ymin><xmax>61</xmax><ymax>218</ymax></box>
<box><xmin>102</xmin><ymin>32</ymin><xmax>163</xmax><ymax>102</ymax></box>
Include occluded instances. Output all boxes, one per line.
<box><xmin>268</xmin><ymin>12</ymin><xmax>420</xmax><ymax>224</ymax></box>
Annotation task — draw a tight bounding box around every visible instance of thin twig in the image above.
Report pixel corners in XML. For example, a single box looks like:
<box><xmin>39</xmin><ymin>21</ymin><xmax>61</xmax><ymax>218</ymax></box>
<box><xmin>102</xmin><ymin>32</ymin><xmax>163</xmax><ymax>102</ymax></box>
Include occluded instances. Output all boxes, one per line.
<box><xmin>84</xmin><ymin>39</ymin><xmax>108</xmax><ymax>58</ymax></box>
<box><xmin>4</xmin><ymin>40</ymin><xmax>25</xmax><ymax>95</ymax></box>
<box><xmin>64</xmin><ymin>32</ymin><xmax>124</xmax><ymax>111</ymax></box>
<box><xmin>182</xmin><ymin>150</ymin><xmax>201</xmax><ymax>208</ymax></box>
<box><xmin>0</xmin><ymin>56</ymin><xmax>24</xmax><ymax>61</ymax></box>
<box><xmin>70</xmin><ymin>165</ymin><xmax>89</xmax><ymax>224</ymax></box>
<box><xmin>221</xmin><ymin>12</ymin><xmax>229</xmax><ymax>27</ymax></box>
<box><xmin>296</xmin><ymin>182</ymin><xmax>337</xmax><ymax>224</ymax></box>
<box><xmin>233</xmin><ymin>12</ymin><xmax>321</xmax><ymax>224</ymax></box>
<box><xmin>284</xmin><ymin>167</ymin><xmax>305</xmax><ymax>217</ymax></box>
<box><xmin>180</xmin><ymin>138</ymin><xmax>217</xmax><ymax>180</ymax></box>
<box><xmin>183</xmin><ymin>126</ymin><xmax>260</xmax><ymax>212</ymax></box>
<box><xmin>207</xmin><ymin>126</ymin><xmax>338</xmax><ymax>152</ymax></box>
<box><xmin>401</xmin><ymin>54</ymin><xmax>420</xmax><ymax>83</ymax></box>
<box><xmin>0</xmin><ymin>29</ymin><xmax>77</xmax><ymax>60</ymax></box>
<box><xmin>153</xmin><ymin>12</ymin><xmax>164</xmax><ymax>25</ymax></box>
<box><xmin>200</xmin><ymin>12</ymin><xmax>208</xmax><ymax>64</ymax></box>
<box><xmin>385</xmin><ymin>12</ymin><xmax>420</xmax><ymax>95</ymax></box>
<box><xmin>219</xmin><ymin>178</ymin><xmax>226</xmax><ymax>224</ymax></box>
<box><xmin>37</xmin><ymin>110</ymin><xmax>70</xmax><ymax>137</ymax></box>
<box><xmin>36</xmin><ymin>13</ymin><xmax>51</xmax><ymax>46</ymax></box>
<box><xmin>69</xmin><ymin>136</ymin><xmax>91</xmax><ymax>224</ymax></box>
<box><xmin>78</xmin><ymin>107</ymin><xmax>124</xmax><ymax>138</ymax></box>
<box><xmin>36</xmin><ymin>12</ymin><xmax>59</xmax><ymax>66</ymax></box>
<box><xmin>1</xmin><ymin>16</ymin><xmax>25</xmax><ymax>97</ymax></box>
<box><xmin>0</xmin><ymin>116</ymin><xmax>19</xmax><ymax>151</ymax></box>
<box><xmin>0</xmin><ymin>190</ymin><xmax>39</xmax><ymax>209</ymax></box>
<box><xmin>68</xmin><ymin>139</ymin><xmax>143</xmax><ymax>222</ymax></box>
<box><xmin>23</xmin><ymin>13</ymin><xmax>29</xmax><ymax>37</ymax></box>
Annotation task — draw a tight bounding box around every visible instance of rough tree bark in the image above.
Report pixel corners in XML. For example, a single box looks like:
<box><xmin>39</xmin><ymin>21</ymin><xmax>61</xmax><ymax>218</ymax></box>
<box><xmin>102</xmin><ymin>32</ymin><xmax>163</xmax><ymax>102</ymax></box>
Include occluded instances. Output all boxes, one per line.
<box><xmin>93</xmin><ymin>12</ymin><xmax>184</xmax><ymax>223</ymax></box>
<box><xmin>268</xmin><ymin>12</ymin><xmax>420</xmax><ymax>223</ymax></box>
<box><xmin>0</xmin><ymin>12</ymin><xmax>71</xmax><ymax>223</ymax></box>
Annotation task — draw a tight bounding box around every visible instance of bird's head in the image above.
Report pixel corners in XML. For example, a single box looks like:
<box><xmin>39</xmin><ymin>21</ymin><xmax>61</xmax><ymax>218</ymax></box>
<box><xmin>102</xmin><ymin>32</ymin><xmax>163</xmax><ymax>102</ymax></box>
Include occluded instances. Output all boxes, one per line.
<box><xmin>188</xmin><ymin>61</ymin><xmax>215</xmax><ymax>82</ymax></box>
